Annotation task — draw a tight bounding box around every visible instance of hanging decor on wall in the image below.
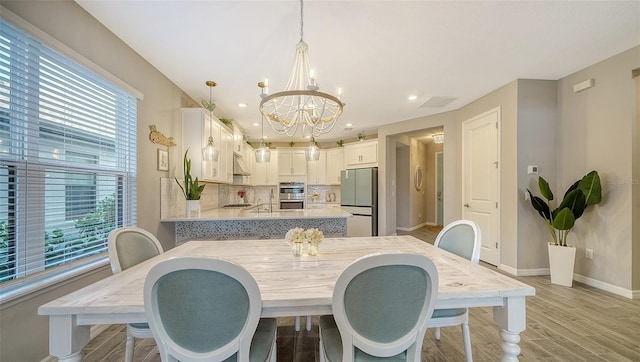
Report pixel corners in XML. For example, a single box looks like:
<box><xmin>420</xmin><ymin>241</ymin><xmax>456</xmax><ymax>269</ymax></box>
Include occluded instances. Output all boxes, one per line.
<box><xmin>149</xmin><ymin>125</ymin><xmax>176</xmax><ymax>147</ymax></box>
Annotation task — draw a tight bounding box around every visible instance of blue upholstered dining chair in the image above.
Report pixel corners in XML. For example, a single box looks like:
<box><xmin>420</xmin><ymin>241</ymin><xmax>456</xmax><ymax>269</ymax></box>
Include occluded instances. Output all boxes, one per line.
<box><xmin>107</xmin><ymin>227</ymin><xmax>164</xmax><ymax>362</ymax></box>
<box><xmin>428</xmin><ymin>219</ymin><xmax>481</xmax><ymax>362</ymax></box>
<box><xmin>143</xmin><ymin>256</ymin><xmax>277</xmax><ymax>362</ymax></box>
<box><xmin>319</xmin><ymin>252</ymin><xmax>439</xmax><ymax>362</ymax></box>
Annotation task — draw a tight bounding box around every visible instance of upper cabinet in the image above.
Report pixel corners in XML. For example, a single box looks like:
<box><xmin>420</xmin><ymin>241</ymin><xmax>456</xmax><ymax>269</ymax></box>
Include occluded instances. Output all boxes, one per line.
<box><xmin>307</xmin><ymin>150</ymin><xmax>327</xmax><ymax>185</ymax></box>
<box><xmin>233</xmin><ymin>124</ymin><xmax>244</xmax><ymax>155</ymax></box>
<box><xmin>278</xmin><ymin>149</ymin><xmax>307</xmax><ymax>176</ymax></box>
<box><xmin>181</xmin><ymin>108</ymin><xmax>233</xmax><ymax>184</ymax></box>
<box><xmin>344</xmin><ymin>140</ymin><xmax>377</xmax><ymax>168</ymax></box>
<box><xmin>326</xmin><ymin>148</ymin><xmax>344</xmax><ymax>185</ymax></box>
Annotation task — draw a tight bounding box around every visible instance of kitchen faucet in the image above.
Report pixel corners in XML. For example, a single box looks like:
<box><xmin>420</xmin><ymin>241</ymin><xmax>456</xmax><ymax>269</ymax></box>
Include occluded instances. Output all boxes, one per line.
<box><xmin>269</xmin><ymin>188</ymin><xmax>275</xmax><ymax>213</ymax></box>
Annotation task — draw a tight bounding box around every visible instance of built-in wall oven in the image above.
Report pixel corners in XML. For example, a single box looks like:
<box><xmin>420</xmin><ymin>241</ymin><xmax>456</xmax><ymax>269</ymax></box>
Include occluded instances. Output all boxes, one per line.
<box><xmin>279</xmin><ymin>182</ymin><xmax>305</xmax><ymax>210</ymax></box>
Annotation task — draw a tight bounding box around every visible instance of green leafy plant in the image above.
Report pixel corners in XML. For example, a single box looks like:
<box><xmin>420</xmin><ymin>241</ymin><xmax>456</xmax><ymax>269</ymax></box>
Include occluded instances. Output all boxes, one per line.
<box><xmin>526</xmin><ymin>170</ymin><xmax>602</xmax><ymax>246</ymax></box>
<box><xmin>219</xmin><ymin>118</ymin><xmax>233</xmax><ymax>127</ymax></box>
<box><xmin>336</xmin><ymin>140</ymin><xmax>344</xmax><ymax>147</ymax></box>
<box><xmin>357</xmin><ymin>132</ymin><xmax>366</xmax><ymax>141</ymax></box>
<box><xmin>289</xmin><ymin>141</ymin><xmax>296</xmax><ymax>147</ymax></box>
<box><xmin>200</xmin><ymin>99</ymin><xmax>216</xmax><ymax>112</ymax></box>
<box><xmin>175</xmin><ymin>149</ymin><xmax>205</xmax><ymax>200</ymax></box>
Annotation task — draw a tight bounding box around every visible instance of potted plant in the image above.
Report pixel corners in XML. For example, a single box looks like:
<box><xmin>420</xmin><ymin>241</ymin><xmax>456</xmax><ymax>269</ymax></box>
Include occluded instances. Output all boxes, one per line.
<box><xmin>526</xmin><ymin>170</ymin><xmax>602</xmax><ymax>286</ymax></box>
<box><xmin>357</xmin><ymin>132</ymin><xmax>366</xmax><ymax>141</ymax></box>
<box><xmin>175</xmin><ymin>149</ymin><xmax>205</xmax><ymax>217</ymax></box>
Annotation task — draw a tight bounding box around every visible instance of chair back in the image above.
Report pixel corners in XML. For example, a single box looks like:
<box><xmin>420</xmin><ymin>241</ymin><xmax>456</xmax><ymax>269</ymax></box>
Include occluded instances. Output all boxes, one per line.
<box><xmin>143</xmin><ymin>257</ymin><xmax>262</xmax><ymax>361</ymax></box>
<box><xmin>332</xmin><ymin>252</ymin><xmax>438</xmax><ymax>361</ymax></box>
<box><xmin>108</xmin><ymin>227</ymin><xmax>163</xmax><ymax>273</ymax></box>
<box><xmin>434</xmin><ymin>220</ymin><xmax>481</xmax><ymax>263</ymax></box>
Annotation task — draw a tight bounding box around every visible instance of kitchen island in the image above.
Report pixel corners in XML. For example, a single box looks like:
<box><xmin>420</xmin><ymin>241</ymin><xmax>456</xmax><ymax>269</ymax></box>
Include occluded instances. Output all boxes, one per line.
<box><xmin>161</xmin><ymin>207</ymin><xmax>351</xmax><ymax>243</ymax></box>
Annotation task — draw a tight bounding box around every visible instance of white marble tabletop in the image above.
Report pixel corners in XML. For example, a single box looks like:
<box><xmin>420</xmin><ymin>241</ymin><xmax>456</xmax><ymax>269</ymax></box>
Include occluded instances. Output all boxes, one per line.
<box><xmin>160</xmin><ymin>206</ymin><xmax>352</xmax><ymax>222</ymax></box>
<box><xmin>39</xmin><ymin>236</ymin><xmax>535</xmax><ymax>361</ymax></box>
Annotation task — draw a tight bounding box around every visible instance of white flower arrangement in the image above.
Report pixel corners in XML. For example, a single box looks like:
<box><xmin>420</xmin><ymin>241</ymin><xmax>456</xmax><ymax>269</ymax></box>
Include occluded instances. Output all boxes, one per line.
<box><xmin>285</xmin><ymin>227</ymin><xmax>306</xmax><ymax>244</ymax></box>
<box><xmin>305</xmin><ymin>228</ymin><xmax>324</xmax><ymax>244</ymax></box>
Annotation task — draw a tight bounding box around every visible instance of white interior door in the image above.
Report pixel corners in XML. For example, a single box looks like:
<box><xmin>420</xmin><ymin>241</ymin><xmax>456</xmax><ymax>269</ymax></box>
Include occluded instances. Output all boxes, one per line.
<box><xmin>462</xmin><ymin>108</ymin><xmax>500</xmax><ymax>265</ymax></box>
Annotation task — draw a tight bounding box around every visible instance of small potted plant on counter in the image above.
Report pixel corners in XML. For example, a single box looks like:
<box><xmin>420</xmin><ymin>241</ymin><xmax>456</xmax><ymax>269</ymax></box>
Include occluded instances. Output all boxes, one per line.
<box><xmin>526</xmin><ymin>170</ymin><xmax>602</xmax><ymax>287</ymax></box>
<box><xmin>175</xmin><ymin>149</ymin><xmax>205</xmax><ymax>217</ymax></box>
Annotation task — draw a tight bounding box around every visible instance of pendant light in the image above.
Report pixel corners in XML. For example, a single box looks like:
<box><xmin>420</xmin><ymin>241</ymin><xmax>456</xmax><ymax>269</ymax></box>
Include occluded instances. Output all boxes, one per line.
<box><xmin>305</xmin><ymin>137</ymin><xmax>320</xmax><ymax>161</ymax></box>
<box><xmin>201</xmin><ymin>81</ymin><xmax>219</xmax><ymax>162</ymax></box>
<box><xmin>255</xmin><ymin>98</ymin><xmax>271</xmax><ymax>163</ymax></box>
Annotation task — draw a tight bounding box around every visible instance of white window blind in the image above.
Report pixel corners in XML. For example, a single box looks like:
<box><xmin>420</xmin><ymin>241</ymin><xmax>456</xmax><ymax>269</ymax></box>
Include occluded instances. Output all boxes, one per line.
<box><xmin>0</xmin><ymin>19</ymin><xmax>137</xmax><ymax>284</ymax></box>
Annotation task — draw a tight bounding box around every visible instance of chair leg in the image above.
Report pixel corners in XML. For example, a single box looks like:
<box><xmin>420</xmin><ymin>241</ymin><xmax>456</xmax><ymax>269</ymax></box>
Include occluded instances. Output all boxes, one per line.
<box><xmin>435</xmin><ymin>326</ymin><xmax>441</xmax><ymax>340</ymax></box>
<box><xmin>125</xmin><ymin>333</ymin><xmax>135</xmax><ymax>362</ymax></box>
<box><xmin>461</xmin><ymin>322</ymin><xmax>473</xmax><ymax>362</ymax></box>
<box><xmin>306</xmin><ymin>315</ymin><xmax>312</xmax><ymax>331</ymax></box>
<box><xmin>295</xmin><ymin>316</ymin><xmax>301</xmax><ymax>331</ymax></box>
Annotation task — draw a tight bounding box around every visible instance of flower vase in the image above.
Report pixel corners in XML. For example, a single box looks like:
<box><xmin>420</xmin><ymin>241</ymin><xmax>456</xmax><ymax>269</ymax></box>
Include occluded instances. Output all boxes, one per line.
<box><xmin>185</xmin><ymin>200</ymin><xmax>201</xmax><ymax>218</ymax></box>
<box><xmin>292</xmin><ymin>242</ymin><xmax>304</xmax><ymax>256</ymax></box>
<box><xmin>308</xmin><ymin>242</ymin><xmax>319</xmax><ymax>256</ymax></box>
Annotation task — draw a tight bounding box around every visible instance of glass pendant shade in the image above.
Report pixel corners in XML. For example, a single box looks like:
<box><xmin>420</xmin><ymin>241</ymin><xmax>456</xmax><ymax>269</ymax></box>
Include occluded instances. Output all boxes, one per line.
<box><xmin>255</xmin><ymin>140</ymin><xmax>271</xmax><ymax>163</ymax></box>
<box><xmin>432</xmin><ymin>133</ymin><xmax>444</xmax><ymax>144</ymax></box>
<box><xmin>202</xmin><ymin>137</ymin><xmax>219</xmax><ymax>162</ymax></box>
<box><xmin>305</xmin><ymin>140</ymin><xmax>320</xmax><ymax>161</ymax></box>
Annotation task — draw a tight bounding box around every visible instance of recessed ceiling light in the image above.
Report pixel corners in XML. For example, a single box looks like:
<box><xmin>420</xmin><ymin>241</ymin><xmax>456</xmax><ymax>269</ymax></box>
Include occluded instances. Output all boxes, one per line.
<box><xmin>346</xmin><ymin>123</ymin><xmax>353</xmax><ymax>127</ymax></box>
<box><xmin>408</xmin><ymin>95</ymin><xmax>418</xmax><ymax>101</ymax></box>
<box><xmin>238</xmin><ymin>103</ymin><xmax>247</xmax><ymax>108</ymax></box>
<box><xmin>252</xmin><ymin>123</ymin><xmax>260</xmax><ymax>127</ymax></box>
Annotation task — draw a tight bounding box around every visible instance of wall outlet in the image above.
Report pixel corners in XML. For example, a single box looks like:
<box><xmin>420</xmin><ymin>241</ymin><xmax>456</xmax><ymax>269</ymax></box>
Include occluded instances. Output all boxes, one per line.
<box><xmin>585</xmin><ymin>248</ymin><xmax>594</xmax><ymax>260</ymax></box>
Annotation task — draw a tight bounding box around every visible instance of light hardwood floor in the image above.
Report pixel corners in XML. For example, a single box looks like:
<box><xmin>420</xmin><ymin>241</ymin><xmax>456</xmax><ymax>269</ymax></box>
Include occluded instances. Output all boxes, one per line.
<box><xmin>71</xmin><ymin>227</ymin><xmax>640</xmax><ymax>361</ymax></box>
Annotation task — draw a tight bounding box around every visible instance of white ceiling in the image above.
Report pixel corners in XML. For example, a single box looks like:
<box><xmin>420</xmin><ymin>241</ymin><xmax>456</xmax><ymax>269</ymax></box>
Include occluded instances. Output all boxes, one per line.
<box><xmin>75</xmin><ymin>0</ymin><xmax>640</xmax><ymax>143</ymax></box>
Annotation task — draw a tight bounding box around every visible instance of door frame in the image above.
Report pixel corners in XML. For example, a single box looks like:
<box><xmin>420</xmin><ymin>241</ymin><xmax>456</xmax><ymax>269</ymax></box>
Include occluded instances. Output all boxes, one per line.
<box><xmin>461</xmin><ymin>106</ymin><xmax>501</xmax><ymax>265</ymax></box>
<box><xmin>435</xmin><ymin>152</ymin><xmax>443</xmax><ymax>226</ymax></box>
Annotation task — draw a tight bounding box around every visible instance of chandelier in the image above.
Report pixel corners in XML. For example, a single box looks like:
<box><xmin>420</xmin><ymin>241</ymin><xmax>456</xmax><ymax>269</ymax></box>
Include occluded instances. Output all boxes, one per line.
<box><xmin>432</xmin><ymin>133</ymin><xmax>444</xmax><ymax>144</ymax></box>
<box><xmin>259</xmin><ymin>0</ymin><xmax>344</xmax><ymax>138</ymax></box>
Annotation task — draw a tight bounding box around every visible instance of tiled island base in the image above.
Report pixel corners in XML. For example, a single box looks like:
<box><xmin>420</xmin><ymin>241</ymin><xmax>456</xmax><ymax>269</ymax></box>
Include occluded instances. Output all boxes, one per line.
<box><xmin>175</xmin><ymin>218</ymin><xmax>347</xmax><ymax>243</ymax></box>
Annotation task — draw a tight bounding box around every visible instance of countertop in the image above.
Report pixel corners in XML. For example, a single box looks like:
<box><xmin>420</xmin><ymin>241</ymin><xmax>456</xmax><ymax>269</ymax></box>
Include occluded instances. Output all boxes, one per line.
<box><xmin>161</xmin><ymin>206</ymin><xmax>352</xmax><ymax>222</ymax></box>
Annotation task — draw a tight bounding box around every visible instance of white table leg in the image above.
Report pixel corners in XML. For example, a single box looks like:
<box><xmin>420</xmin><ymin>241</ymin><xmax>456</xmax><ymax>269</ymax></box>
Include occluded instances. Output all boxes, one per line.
<box><xmin>49</xmin><ymin>315</ymin><xmax>90</xmax><ymax>362</ymax></box>
<box><xmin>493</xmin><ymin>296</ymin><xmax>526</xmax><ymax>362</ymax></box>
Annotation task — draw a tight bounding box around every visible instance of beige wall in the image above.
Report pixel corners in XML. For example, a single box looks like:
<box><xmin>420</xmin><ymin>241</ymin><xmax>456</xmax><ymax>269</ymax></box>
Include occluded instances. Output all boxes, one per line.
<box><xmin>424</xmin><ymin>142</ymin><xmax>443</xmax><ymax>225</ymax></box>
<box><xmin>634</xmin><ymin>74</ymin><xmax>640</xmax><ymax>291</ymax></box>
<box><xmin>557</xmin><ymin>47</ymin><xmax>640</xmax><ymax>290</ymax></box>
<box><xmin>1</xmin><ymin>1</ymin><xmax>195</xmax><ymax>359</ymax></box>
<box><xmin>516</xmin><ymin>80</ymin><xmax>558</xmax><ymax>270</ymax></box>
<box><xmin>396</xmin><ymin>144</ymin><xmax>410</xmax><ymax>228</ymax></box>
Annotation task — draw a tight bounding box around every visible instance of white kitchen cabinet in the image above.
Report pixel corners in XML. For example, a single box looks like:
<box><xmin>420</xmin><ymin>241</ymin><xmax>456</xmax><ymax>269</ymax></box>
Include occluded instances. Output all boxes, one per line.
<box><xmin>344</xmin><ymin>140</ymin><xmax>378</xmax><ymax>168</ymax></box>
<box><xmin>307</xmin><ymin>150</ymin><xmax>327</xmax><ymax>185</ymax></box>
<box><xmin>253</xmin><ymin>150</ymin><xmax>279</xmax><ymax>185</ymax></box>
<box><xmin>219</xmin><ymin>126</ymin><xmax>234</xmax><ymax>183</ymax></box>
<box><xmin>326</xmin><ymin>148</ymin><xmax>344</xmax><ymax>185</ymax></box>
<box><xmin>233</xmin><ymin>124</ymin><xmax>244</xmax><ymax>155</ymax></box>
<box><xmin>181</xmin><ymin>108</ymin><xmax>233</xmax><ymax>183</ymax></box>
<box><xmin>278</xmin><ymin>149</ymin><xmax>307</xmax><ymax>176</ymax></box>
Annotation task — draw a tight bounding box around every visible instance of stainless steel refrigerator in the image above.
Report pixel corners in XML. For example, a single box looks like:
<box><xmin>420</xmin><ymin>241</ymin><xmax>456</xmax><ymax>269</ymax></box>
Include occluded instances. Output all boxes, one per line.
<box><xmin>340</xmin><ymin>167</ymin><xmax>378</xmax><ymax>236</ymax></box>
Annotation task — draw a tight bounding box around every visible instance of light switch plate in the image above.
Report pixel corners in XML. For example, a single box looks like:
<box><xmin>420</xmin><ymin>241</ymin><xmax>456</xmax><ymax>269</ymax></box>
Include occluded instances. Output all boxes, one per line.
<box><xmin>527</xmin><ymin>165</ymin><xmax>538</xmax><ymax>174</ymax></box>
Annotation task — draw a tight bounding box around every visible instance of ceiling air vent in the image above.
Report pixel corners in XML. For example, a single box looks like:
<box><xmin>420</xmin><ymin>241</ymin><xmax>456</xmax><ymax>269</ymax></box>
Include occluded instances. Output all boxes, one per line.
<box><xmin>419</xmin><ymin>96</ymin><xmax>456</xmax><ymax>108</ymax></box>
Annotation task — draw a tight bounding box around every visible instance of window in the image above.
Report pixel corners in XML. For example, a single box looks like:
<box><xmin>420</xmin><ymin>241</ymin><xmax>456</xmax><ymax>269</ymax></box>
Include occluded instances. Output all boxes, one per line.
<box><xmin>0</xmin><ymin>19</ymin><xmax>137</xmax><ymax>284</ymax></box>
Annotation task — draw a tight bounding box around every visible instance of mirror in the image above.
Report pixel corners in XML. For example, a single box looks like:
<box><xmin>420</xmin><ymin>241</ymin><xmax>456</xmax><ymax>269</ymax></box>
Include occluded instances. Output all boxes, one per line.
<box><xmin>414</xmin><ymin>166</ymin><xmax>423</xmax><ymax>191</ymax></box>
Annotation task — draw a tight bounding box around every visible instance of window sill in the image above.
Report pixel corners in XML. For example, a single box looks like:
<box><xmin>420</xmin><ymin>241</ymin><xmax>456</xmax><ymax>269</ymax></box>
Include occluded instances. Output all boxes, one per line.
<box><xmin>0</xmin><ymin>254</ymin><xmax>110</xmax><ymax>308</ymax></box>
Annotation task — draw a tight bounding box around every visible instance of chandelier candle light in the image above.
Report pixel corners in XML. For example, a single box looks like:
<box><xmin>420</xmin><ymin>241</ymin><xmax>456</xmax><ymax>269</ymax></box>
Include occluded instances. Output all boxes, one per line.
<box><xmin>201</xmin><ymin>81</ymin><xmax>220</xmax><ymax>162</ymax></box>
<box><xmin>259</xmin><ymin>0</ymin><xmax>344</xmax><ymax>138</ymax></box>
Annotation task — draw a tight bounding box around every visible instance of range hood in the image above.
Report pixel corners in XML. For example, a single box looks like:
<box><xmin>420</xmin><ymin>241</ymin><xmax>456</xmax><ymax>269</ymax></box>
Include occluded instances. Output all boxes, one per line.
<box><xmin>233</xmin><ymin>155</ymin><xmax>251</xmax><ymax>176</ymax></box>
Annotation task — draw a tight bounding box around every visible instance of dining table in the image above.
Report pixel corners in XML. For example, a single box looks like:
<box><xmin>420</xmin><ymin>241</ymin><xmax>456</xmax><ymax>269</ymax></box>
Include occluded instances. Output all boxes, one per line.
<box><xmin>39</xmin><ymin>235</ymin><xmax>535</xmax><ymax>361</ymax></box>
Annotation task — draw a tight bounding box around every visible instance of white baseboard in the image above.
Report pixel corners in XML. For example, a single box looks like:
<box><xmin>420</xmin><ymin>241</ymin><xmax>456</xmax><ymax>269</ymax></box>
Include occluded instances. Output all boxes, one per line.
<box><xmin>498</xmin><ymin>264</ymin><xmax>549</xmax><ymax>276</ymax></box>
<box><xmin>497</xmin><ymin>266</ymin><xmax>638</xmax><ymax>300</ymax></box>
<box><xmin>573</xmin><ymin>273</ymin><xmax>638</xmax><ymax>299</ymax></box>
<box><xmin>396</xmin><ymin>222</ymin><xmax>427</xmax><ymax>232</ymax></box>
